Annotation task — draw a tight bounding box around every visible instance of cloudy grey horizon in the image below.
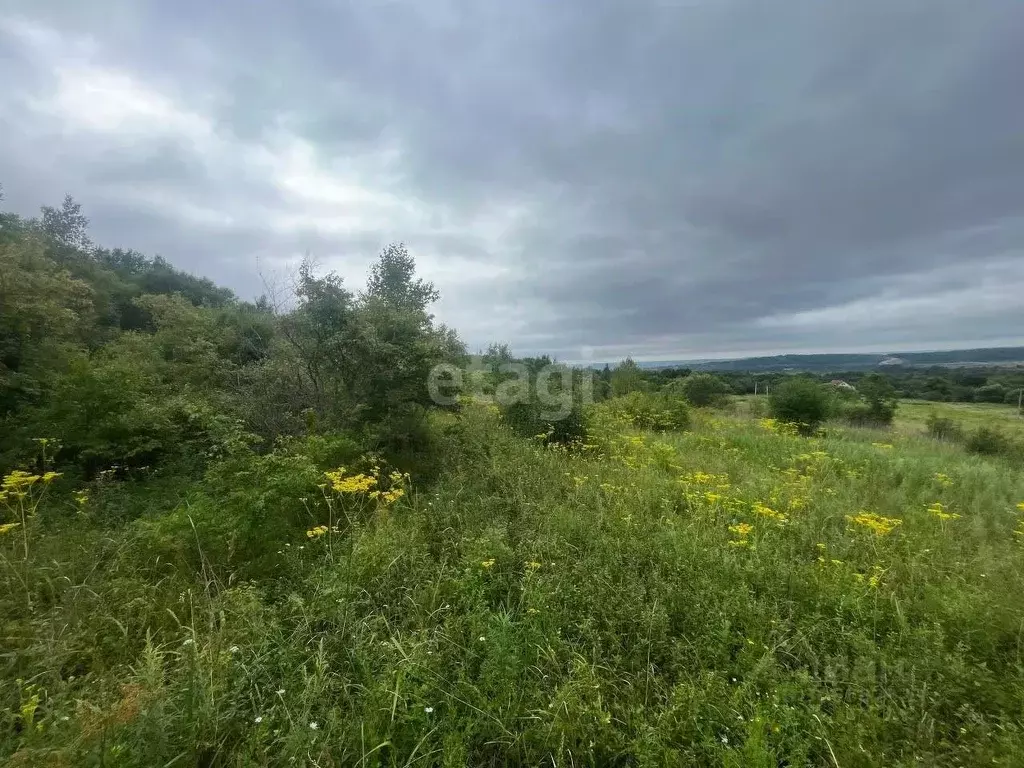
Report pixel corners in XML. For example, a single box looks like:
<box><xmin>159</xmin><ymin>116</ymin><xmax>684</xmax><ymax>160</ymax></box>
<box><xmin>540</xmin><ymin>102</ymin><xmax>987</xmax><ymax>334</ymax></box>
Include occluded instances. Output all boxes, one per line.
<box><xmin>2</xmin><ymin>1</ymin><xmax>1023</xmax><ymax>363</ymax></box>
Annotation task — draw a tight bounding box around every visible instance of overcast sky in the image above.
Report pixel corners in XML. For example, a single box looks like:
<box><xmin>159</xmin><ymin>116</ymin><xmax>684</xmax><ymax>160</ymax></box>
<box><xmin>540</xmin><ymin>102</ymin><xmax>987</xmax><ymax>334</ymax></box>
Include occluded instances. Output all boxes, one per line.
<box><xmin>2</xmin><ymin>1</ymin><xmax>1023</xmax><ymax>361</ymax></box>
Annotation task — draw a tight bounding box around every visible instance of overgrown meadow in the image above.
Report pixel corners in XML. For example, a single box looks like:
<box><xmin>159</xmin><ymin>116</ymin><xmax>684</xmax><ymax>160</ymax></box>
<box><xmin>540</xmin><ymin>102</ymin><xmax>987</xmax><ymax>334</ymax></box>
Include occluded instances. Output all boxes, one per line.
<box><xmin>3</xmin><ymin>195</ymin><xmax>1024</xmax><ymax>766</ymax></box>
<box><xmin>4</xmin><ymin>400</ymin><xmax>1024</xmax><ymax>766</ymax></box>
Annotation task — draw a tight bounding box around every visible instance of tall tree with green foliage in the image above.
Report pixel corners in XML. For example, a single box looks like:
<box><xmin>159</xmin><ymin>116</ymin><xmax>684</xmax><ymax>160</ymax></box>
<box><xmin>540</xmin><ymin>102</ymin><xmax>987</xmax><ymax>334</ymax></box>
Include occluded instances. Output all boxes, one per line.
<box><xmin>611</xmin><ymin>357</ymin><xmax>646</xmax><ymax>396</ymax></box>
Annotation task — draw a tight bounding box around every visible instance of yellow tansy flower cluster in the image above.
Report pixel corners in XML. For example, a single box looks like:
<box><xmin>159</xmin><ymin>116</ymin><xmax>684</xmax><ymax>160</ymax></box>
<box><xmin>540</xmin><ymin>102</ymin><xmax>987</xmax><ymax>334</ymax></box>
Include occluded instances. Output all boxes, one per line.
<box><xmin>847</xmin><ymin>511</ymin><xmax>902</xmax><ymax>536</ymax></box>
<box><xmin>752</xmin><ymin>501</ymin><xmax>788</xmax><ymax>524</ymax></box>
<box><xmin>682</xmin><ymin>471</ymin><xmax>730</xmax><ymax>488</ymax></box>
<box><xmin>324</xmin><ymin>466</ymin><xmax>409</xmax><ymax>505</ymax></box>
<box><xmin>324</xmin><ymin>468</ymin><xmax>377</xmax><ymax>494</ymax></box>
<box><xmin>1</xmin><ymin>468</ymin><xmax>64</xmax><ymax>556</ymax></box>
<box><xmin>728</xmin><ymin>522</ymin><xmax>754</xmax><ymax>547</ymax></box>
<box><xmin>926</xmin><ymin>501</ymin><xmax>960</xmax><ymax>521</ymax></box>
<box><xmin>759</xmin><ymin>418</ymin><xmax>795</xmax><ymax>435</ymax></box>
<box><xmin>0</xmin><ymin>469</ymin><xmax>61</xmax><ymax>503</ymax></box>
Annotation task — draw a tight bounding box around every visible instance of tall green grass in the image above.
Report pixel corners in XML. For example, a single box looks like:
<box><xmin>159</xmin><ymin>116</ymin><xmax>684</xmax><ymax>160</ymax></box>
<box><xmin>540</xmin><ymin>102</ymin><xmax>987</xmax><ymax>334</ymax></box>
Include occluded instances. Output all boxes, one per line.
<box><xmin>2</xmin><ymin>406</ymin><xmax>1024</xmax><ymax>765</ymax></box>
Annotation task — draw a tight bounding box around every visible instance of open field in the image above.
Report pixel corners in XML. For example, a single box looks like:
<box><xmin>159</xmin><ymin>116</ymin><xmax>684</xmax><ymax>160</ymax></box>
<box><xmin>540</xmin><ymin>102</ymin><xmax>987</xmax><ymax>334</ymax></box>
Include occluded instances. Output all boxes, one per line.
<box><xmin>894</xmin><ymin>399</ymin><xmax>1024</xmax><ymax>438</ymax></box>
<box><xmin>4</xmin><ymin>403</ymin><xmax>1024</xmax><ymax>766</ymax></box>
<box><xmin>733</xmin><ymin>394</ymin><xmax>1024</xmax><ymax>439</ymax></box>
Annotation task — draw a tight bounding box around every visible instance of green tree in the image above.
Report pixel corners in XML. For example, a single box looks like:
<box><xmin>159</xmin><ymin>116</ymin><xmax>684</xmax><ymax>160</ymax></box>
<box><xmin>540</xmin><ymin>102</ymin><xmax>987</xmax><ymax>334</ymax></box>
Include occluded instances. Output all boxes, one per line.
<box><xmin>275</xmin><ymin>247</ymin><xmax>463</xmax><ymax>449</ymax></box>
<box><xmin>769</xmin><ymin>377</ymin><xmax>830</xmax><ymax>434</ymax></box>
<box><xmin>40</xmin><ymin>194</ymin><xmax>92</xmax><ymax>256</ymax></box>
<box><xmin>975</xmin><ymin>383</ymin><xmax>1007</xmax><ymax>403</ymax></box>
<box><xmin>857</xmin><ymin>372</ymin><xmax>899</xmax><ymax>425</ymax></box>
<box><xmin>363</xmin><ymin>242</ymin><xmax>439</xmax><ymax>312</ymax></box>
<box><xmin>0</xmin><ymin>227</ymin><xmax>94</xmax><ymax>418</ymax></box>
<box><xmin>671</xmin><ymin>373</ymin><xmax>731</xmax><ymax>407</ymax></box>
<box><xmin>610</xmin><ymin>357</ymin><xmax>645</xmax><ymax>397</ymax></box>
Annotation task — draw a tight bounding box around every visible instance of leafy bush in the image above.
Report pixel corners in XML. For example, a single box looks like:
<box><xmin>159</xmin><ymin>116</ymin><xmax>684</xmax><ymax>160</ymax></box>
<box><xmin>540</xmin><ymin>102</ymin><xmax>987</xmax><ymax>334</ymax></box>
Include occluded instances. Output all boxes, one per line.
<box><xmin>499</xmin><ymin>367</ymin><xmax>590</xmax><ymax>448</ymax></box>
<box><xmin>964</xmin><ymin>426</ymin><xmax>1012</xmax><ymax>456</ymax></box>
<box><xmin>975</xmin><ymin>383</ymin><xmax>1007</xmax><ymax>403</ymax></box>
<box><xmin>134</xmin><ymin>434</ymin><xmax>368</xmax><ymax>579</ymax></box>
<box><xmin>835</xmin><ymin>399</ymin><xmax>876</xmax><ymax>426</ymax></box>
<box><xmin>925</xmin><ymin>413</ymin><xmax>964</xmax><ymax>442</ymax></box>
<box><xmin>669</xmin><ymin>373</ymin><xmax>731</xmax><ymax>407</ymax></box>
<box><xmin>768</xmin><ymin>377</ymin><xmax>830</xmax><ymax>434</ymax></box>
<box><xmin>855</xmin><ymin>373</ymin><xmax>898</xmax><ymax>425</ymax></box>
<box><xmin>836</xmin><ymin>397</ymin><xmax>896</xmax><ymax>427</ymax></box>
<box><xmin>597</xmin><ymin>391</ymin><xmax>690</xmax><ymax>432</ymax></box>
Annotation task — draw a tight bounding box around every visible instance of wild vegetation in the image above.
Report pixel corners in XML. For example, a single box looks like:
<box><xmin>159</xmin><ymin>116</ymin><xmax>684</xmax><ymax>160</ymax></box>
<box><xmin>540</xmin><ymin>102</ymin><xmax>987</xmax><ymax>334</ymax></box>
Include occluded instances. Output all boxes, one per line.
<box><xmin>3</xmin><ymin>193</ymin><xmax>1024</xmax><ymax>765</ymax></box>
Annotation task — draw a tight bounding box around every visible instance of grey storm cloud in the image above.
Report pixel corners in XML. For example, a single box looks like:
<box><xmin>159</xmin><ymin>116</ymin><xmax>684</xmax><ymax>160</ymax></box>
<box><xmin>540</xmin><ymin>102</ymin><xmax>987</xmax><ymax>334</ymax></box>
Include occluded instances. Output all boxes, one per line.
<box><xmin>1</xmin><ymin>0</ymin><xmax>1023</xmax><ymax>361</ymax></box>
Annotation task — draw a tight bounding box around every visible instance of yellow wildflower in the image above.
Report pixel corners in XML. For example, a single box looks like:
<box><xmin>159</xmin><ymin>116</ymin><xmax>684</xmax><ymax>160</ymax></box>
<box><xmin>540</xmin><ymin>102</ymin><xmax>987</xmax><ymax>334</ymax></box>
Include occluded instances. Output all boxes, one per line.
<box><xmin>847</xmin><ymin>511</ymin><xmax>902</xmax><ymax>536</ymax></box>
<box><xmin>480</xmin><ymin>559</ymin><xmax>495</xmax><ymax>569</ymax></box>
<box><xmin>525</xmin><ymin>561</ymin><xmax>541</xmax><ymax>570</ymax></box>
<box><xmin>728</xmin><ymin>523</ymin><xmax>754</xmax><ymax>538</ymax></box>
<box><xmin>926</xmin><ymin>501</ymin><xmax>960</xmax><ymax>521</ymax></box>
<box><xmin>324</xmin><ymin>463</ymin><xmax>407</xmax><ymax>506</ymax></box>
<box><xmin>759</xmin><ymin>418</ymin><xmax>799</xmax><ymax>436</ymax></box>
<box><xmin>934</xmin><ymin>473</ymin><xmax>953</xmax><ymax>488</ymax></box>
<box><xmin>1016</xmin><ymin>502</ymin><xmax>1024</xmax><ymax>512</ymax></box>
<box><xmin>381</xmin><ymin>488</ymin><xmax>404</xmax><ymax>504</ymax></box>
<box><xmin>2</xmin><ymin>470</ymin><xmax>40</xmax><ymax>489</ymax></box>
<box><xmin>868</xmin><ymin>565</ymin><xmax>886</xmax><ymax>589</ymax></box>
<box><xmin>0</xmin><ymin>522</ymin><xmax>20</xmax><ymax>535</ymax></box>
<box><xmin>305</xmin><ymin>525</ymin><xmax>329</xmax><ymax>538</ymax></box>
<box><xmin>752</xmin><ymin>502</ymin><xmax>788</xmax><ymax>524</ymax></box>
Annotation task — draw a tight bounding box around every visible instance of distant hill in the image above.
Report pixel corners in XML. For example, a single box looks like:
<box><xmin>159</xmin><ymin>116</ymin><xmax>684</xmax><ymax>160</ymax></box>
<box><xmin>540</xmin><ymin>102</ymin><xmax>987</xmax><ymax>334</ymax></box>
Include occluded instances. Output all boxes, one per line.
<box><xmin>635</xmin><ymin>347</ymin><xmax>1024</xmax><ymax>373</ymax></box>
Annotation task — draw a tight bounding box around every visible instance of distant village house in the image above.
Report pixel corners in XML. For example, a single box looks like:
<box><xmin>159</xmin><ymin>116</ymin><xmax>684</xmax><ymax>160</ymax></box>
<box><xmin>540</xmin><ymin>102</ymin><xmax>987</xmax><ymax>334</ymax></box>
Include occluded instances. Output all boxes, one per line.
<box><xmin>830</xmin><ymin>379</ymin><xmax>856</xmax><ymax>391</ymax></box>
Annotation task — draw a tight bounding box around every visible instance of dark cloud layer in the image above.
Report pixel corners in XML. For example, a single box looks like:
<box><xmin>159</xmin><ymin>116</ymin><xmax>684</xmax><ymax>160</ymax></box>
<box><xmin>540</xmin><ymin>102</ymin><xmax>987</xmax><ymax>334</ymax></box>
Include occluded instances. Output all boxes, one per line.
<box><xmin>2</xmin><ymin>0</ymin><xmax>1023</xmax><ymax>360</ymax></box>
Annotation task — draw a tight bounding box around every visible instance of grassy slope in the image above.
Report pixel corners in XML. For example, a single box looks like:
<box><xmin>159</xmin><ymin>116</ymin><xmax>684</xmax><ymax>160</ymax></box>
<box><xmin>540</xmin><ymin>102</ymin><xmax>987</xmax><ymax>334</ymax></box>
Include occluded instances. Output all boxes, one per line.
<box><xmin>3</xmin><ymin>407</ymin><xmax>1024</xmax><ymax>766</ymax></box>
<box><xmin>895</xmin><ymin>399</ymin><xmax>1024</xmax><ymax>438</ymax></box>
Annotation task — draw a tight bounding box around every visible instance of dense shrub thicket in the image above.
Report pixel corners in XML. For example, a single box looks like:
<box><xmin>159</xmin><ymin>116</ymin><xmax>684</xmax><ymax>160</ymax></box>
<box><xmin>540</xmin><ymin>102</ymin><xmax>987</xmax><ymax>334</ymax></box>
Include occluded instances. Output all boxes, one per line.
<box><xmin>1</xmin><ymin>195</ymin><xmax>465</xmax><ymax>481</ymax></box>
